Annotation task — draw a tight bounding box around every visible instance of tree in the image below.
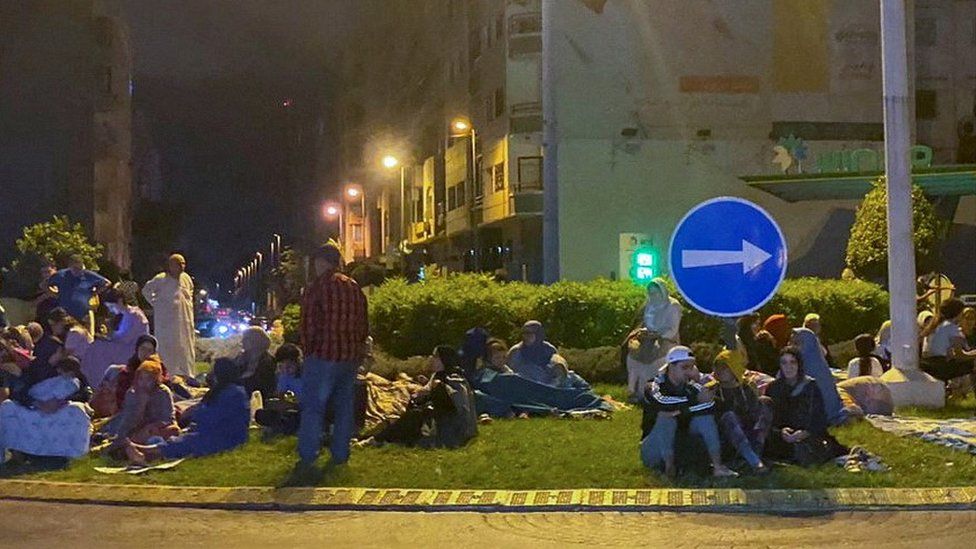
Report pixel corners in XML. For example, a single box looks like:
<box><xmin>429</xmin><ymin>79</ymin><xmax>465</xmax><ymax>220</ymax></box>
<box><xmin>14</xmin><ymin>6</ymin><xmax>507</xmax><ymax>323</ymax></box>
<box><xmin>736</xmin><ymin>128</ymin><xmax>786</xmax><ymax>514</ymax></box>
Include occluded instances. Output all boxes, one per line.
<box><xmin>846</xmin><ymin>178</ymin><xmax>942</xmax><ymax>282</ymax></box>
<box><xmin>2</xmin><ymin>216</ymin><xmax>105</xmax><ymax>297</ymax></box>
<box><xmin>270</xmin><ymin>247</ymin><xmax>308</xmax><ymax>306</ymax></box>
<box><xmin>15</xmin><ymin>215</ymin><xmax>104</xmax><ymax>269</ymax></box>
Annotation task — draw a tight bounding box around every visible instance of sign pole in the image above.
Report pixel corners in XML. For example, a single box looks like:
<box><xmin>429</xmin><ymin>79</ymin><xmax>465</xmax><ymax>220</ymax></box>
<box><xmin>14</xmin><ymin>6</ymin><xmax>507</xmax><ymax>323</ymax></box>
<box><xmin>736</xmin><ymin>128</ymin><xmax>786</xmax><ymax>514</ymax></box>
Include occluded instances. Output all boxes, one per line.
<box><xmin>878</xmin><ymin>0</ymin><xmax>944</xmax><ymax>407</ymax></box>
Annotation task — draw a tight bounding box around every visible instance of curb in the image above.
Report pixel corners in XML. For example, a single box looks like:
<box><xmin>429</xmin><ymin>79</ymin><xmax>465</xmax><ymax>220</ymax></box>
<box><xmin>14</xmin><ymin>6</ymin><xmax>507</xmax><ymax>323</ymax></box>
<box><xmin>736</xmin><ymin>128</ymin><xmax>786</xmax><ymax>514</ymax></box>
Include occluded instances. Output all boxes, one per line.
<box><xmin>2</xmin><ymin>481</ymin><xmax>976</xmax><ymax>513</ymax></box>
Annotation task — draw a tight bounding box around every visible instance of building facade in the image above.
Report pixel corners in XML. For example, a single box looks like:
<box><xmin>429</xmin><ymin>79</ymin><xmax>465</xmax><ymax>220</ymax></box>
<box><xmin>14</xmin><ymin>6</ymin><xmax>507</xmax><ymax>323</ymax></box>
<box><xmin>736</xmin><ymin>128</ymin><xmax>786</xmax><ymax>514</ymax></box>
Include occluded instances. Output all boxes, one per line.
<box><xmin>0</xmin><ymin>0</ymin><xmax>133</xmax><ymax>269</ymax></box>
<box><xmin>335</xmin><ymin>0</ymin><xmax>976</xmax><ymax>288</ymax></box>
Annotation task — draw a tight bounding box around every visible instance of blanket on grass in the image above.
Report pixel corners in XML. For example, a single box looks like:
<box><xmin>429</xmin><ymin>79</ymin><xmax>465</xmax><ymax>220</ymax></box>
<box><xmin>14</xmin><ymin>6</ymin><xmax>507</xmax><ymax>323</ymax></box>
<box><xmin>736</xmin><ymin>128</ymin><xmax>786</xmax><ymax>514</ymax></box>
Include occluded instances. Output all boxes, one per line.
<box><xmin>866</xmin><ymin>415</ymin><xmax>976</xmax><ymax>455</ymax></box>
<box><xmin>94</xmin><ymin>459</ymin><xmax>185</xmax><ymax>475</ymax></box>
<box><xmin>473</xmin><ymin>371</ymin><xmax>615</xmax><ymax>418</ymax></box>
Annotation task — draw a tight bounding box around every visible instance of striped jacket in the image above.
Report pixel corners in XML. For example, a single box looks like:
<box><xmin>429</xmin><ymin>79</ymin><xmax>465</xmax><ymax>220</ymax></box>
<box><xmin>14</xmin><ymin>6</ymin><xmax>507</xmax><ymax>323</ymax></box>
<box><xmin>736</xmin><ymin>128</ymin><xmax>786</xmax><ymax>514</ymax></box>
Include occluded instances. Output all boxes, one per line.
<box><xmin>641</xmin><ymin>373</ymin><xmax>715</xmax><ymax>438</ymax></box>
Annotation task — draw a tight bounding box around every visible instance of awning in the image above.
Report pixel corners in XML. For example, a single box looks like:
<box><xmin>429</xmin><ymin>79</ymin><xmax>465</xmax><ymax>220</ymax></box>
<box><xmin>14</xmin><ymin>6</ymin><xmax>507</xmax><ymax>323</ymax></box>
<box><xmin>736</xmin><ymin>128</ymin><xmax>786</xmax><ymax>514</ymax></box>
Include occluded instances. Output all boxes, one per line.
<box><xmin>741</xmin><ymin>164</ymin><xmax>976</xmax><ymax>203</ymax></box>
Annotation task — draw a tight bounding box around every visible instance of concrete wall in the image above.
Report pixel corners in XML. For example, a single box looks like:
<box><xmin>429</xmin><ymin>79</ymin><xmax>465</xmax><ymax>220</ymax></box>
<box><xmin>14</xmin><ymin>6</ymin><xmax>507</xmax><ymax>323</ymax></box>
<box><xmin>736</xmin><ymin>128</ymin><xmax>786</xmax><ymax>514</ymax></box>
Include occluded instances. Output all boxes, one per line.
<box><xmin>549</xmin><ymin>0</ymin><xmax>975</xmax><ymax>287</ymax></box>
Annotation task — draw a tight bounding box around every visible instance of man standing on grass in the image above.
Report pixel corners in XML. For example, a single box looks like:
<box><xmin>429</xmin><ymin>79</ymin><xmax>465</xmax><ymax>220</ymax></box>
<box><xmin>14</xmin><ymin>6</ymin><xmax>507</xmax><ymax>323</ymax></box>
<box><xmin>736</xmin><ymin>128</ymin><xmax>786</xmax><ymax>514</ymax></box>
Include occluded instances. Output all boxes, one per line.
<box><xmin>297</xmin><ymin>242</ymin><xmax>369</xmax><ymax>467</ymax></box>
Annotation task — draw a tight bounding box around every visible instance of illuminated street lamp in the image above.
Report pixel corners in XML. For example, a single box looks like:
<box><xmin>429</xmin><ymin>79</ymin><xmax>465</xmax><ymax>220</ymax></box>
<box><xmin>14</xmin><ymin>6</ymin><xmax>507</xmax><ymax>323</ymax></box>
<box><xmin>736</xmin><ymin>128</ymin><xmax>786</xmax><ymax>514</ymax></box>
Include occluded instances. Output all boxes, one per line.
<box><xmin>382</xmin><ymin>154</ymin><xmax>409</xmax><ymax>253</ymax></box>
<box><xmin>381</xmin><ymin>155</ymin><xmax>399</xmax><ymax>169</ymax></box>
<box><xmin>323</xmin><ymin>200</ymin><xmax>344</xmax><ymax>246</ymax></box>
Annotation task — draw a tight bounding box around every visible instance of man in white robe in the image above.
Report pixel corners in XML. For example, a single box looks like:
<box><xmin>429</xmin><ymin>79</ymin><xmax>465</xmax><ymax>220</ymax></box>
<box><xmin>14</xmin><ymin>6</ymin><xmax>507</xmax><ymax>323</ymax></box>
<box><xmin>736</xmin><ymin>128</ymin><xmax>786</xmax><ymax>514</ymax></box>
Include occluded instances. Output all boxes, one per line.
<box><xmin>142</xmin><ymin>254</ymin><xmax>196</xmax><ymax>378</ymax></box>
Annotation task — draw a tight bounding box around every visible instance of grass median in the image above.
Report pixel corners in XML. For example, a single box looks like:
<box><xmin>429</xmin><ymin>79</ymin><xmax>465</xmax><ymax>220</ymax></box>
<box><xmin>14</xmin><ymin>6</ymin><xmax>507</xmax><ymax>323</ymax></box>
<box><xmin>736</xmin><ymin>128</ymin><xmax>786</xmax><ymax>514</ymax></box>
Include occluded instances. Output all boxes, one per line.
<box><xmin>9</xmin><ymin>387</ymin><xmax>976</xmax><ymax>490</ymax></box>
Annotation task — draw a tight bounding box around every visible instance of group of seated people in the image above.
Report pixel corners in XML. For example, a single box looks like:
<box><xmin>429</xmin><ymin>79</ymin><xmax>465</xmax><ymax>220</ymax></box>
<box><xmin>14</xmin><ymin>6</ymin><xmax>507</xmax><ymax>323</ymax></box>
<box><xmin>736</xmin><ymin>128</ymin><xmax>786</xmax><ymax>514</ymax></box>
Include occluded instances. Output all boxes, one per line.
<box><xmin>0</xmin><ymin>302</ymin><xmax>261</xmax><ymax>468</ymax></box>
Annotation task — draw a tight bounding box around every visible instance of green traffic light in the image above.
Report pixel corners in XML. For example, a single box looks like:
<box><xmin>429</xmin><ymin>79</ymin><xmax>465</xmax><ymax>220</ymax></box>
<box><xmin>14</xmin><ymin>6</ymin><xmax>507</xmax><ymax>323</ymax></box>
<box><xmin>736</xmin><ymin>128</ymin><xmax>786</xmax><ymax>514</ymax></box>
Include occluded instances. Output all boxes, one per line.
<box><xmin>631</xmin><ymin>246</ymin><xmax>658</xmax><ymax>282</ymax></box>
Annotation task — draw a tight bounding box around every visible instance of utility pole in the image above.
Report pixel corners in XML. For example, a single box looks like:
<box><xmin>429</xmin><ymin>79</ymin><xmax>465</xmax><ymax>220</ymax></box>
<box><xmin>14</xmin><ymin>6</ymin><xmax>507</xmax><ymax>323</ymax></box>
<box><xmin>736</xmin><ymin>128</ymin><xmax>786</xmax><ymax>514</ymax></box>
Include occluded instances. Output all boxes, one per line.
<box><xmin>541</xmin><ymin>0</ymin><xmax>559</xmax><ymax>284</ymax></box>
<box><xmin>879</xmin><ymin>0</ymin><xmax>943</xmax><ymax>407</ymax></box>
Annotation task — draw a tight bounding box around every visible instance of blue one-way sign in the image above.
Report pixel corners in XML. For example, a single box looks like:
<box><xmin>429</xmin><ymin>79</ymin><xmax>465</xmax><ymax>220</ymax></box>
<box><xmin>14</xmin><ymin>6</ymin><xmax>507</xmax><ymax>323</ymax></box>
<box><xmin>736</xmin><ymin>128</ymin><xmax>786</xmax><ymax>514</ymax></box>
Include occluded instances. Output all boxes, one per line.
<box><xmin>668</xmin><ymin>197</ymin><xmax>787</xmax><ymax>317</ymax></box>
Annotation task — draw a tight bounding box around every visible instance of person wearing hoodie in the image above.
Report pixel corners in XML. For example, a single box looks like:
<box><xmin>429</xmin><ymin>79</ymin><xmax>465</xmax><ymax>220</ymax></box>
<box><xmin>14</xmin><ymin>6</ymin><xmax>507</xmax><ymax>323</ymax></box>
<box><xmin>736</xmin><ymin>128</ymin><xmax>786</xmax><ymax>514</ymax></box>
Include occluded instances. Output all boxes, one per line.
<box><xmin>763</xmin><ymin>314</ymin><xmax>792</xmax><ymax>350</ymax></box>
<box><xmin>711</xmin><ymin>350</ymin><xmax>771</xmax><ymax>474</ymax></box>
<box><xmin>507</xmin><ymin>321</ymin><xmax>559</xmax><ymax>385</ymax></box>
<box><xmin>765</xmin><ymin>347</ymin><xmax>846</xmax><ymax>466</ymax></box>
<box><xmin>791</xmin><ymin>327</ymin><xmax>846</xmax><ymax>425</ymax></box>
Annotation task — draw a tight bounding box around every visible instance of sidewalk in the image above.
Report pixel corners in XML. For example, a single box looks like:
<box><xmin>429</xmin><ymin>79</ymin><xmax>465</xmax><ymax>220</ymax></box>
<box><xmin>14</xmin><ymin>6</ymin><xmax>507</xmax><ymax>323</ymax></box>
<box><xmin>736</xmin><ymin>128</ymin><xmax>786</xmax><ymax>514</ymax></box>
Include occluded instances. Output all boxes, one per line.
<box><xmin>2</xmin><ymin>480</ymin><xmax>975</xmax><ymax>513</ymax></box>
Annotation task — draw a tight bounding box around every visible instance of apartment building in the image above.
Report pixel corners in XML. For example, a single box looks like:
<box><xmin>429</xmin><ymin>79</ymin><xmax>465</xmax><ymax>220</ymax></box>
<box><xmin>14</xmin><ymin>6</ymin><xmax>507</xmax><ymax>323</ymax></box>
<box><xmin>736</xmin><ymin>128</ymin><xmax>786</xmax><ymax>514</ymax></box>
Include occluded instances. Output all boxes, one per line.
<box><xmin>334</xmin><ymin>0</ymin><xmax>546</xmax><ymax>280</ymax></box>
<box><xmin>0</xmin><ymin>0</ymin><xmax>134</xmax><ymax>269</ymax></box>
<box><xmin>336</xmin><ymin>0</ymin><xmax>976</xmax><ymax>288</ymax></box>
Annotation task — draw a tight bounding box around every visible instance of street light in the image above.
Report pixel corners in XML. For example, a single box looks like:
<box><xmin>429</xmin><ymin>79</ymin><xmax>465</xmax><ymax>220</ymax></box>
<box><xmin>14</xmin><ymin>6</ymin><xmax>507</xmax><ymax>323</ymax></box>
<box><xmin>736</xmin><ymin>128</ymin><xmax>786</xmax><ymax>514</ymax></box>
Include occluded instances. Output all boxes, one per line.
<box><xmin>450</xmin><ymin>116</ymin><xmax>479</xmax><ymax>270</ymax></box>
<box><xmin>381</xmin><ymin>155</ymin><xmax>399</xmax><ymax>169</ymax></box>
<box><xmin>323</xmin><ymin>200</ymin><xmax>344</xmax><ymax>246</ymax></box>
<box><xmin>382</xmin><ymin>154</ymin><xmax>408</xmax><ymax>254</ymax></box>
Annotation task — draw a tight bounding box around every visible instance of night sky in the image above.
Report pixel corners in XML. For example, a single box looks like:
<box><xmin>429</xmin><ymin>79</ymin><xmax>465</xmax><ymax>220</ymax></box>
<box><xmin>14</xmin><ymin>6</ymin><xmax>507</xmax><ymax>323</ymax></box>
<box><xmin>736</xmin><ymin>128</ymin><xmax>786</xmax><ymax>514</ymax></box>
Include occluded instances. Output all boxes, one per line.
<box><xmin>124</xmin><ymin>1</ymin><xmax>354</xmax><ymax>294</ymax></box>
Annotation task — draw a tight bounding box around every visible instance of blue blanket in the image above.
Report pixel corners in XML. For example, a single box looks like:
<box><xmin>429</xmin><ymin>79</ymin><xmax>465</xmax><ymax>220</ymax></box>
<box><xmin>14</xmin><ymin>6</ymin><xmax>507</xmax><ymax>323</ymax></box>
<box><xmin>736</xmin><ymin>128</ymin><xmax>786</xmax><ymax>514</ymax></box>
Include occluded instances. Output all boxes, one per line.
<box><xmin>472</xmin><ymin>371</ymin><xmax>612</xmax><ymax>417</ymax></box>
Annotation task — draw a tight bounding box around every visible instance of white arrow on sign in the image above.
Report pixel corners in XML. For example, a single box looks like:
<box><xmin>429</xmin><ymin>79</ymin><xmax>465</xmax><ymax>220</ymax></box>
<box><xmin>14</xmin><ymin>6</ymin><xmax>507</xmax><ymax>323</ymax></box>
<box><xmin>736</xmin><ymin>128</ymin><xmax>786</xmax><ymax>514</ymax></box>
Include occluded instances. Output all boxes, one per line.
<box><xmin>681</xmin><ymin>239</ymin><xmax>773</xmax><ymax>274</ymax></box>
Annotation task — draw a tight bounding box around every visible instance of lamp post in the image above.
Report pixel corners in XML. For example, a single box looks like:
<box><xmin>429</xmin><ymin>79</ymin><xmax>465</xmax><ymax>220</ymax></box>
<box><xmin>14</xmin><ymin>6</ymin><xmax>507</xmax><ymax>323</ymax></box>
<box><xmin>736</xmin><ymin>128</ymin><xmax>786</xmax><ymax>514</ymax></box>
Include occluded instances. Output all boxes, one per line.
<box><xmin>345</xmin><ymin>183</ymin><xmax>366</xmax><ymax>258</ymax></box>
<box><xmin>451</xmin><ymin>116</ymin><xmax>479</xmax><ymax>270</ymax></box>
<box><xmin>323</xmin><ymin>200</ymin><xmax>344</xmax><ymax>253</ymax></box>
<box><xmin>382</xmin><ymin>154</ymin><xmax>407</xmax><ymax>254</ymax></box>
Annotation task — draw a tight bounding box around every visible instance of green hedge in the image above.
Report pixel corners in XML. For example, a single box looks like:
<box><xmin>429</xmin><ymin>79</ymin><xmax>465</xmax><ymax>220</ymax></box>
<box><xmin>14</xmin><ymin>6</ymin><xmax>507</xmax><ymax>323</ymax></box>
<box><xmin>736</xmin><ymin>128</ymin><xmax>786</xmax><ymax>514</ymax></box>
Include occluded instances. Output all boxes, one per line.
<box><xmin>288</xmin><ymin>274</ymin><xmax>889</xmax><ymax>359</ymax></box>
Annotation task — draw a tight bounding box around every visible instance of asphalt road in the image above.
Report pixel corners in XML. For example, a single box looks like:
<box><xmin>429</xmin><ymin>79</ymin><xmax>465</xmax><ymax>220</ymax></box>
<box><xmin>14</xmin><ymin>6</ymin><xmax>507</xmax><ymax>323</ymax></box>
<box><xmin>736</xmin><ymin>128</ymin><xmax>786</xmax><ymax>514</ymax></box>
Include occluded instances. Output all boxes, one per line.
<box><xmin>1</xmin><ymin>500</ymin><xmax>974</xmax><ymax>548</ymax></box>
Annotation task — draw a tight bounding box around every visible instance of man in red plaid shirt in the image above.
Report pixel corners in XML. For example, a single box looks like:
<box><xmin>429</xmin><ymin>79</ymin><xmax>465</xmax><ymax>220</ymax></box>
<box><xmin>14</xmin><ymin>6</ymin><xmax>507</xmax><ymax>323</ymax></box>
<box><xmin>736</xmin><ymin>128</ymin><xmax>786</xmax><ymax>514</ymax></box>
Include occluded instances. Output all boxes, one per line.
<box><xmin>297</xmin><ymin>242</ymin><xmax>368</xmax><ymax>466</ymax></box>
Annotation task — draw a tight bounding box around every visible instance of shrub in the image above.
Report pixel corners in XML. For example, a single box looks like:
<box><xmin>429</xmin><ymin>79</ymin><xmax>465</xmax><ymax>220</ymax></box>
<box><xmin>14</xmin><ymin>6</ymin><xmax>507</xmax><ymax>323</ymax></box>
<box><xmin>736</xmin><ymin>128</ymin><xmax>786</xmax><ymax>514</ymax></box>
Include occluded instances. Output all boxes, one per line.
<box><xmin>3</xmin><ymin>215</ymin><xmax>104</xmax><ymax>298</ymax></box>
<box><xmin>293</xmin><ymin>274</ymin><xmax>887</xmax><ymax>358</ymax></box>
<box><xmin>761</xmin><ymin>278</ymin><xmax>889</xmax><ymax>344</ymax></box>
<box><xmin>281</xmin><ymin>303</ymin><xmax>301</xmax><ymax>344</ymax></box>
<box><xmin>846</xmin><ymin>178</ymin><xmax>942</xmax><ymax>281</ymax></box>
<box><xmin>369</xmin><ymin>274</ymin><xmax>538</xmax><ymax>358</ymax></box>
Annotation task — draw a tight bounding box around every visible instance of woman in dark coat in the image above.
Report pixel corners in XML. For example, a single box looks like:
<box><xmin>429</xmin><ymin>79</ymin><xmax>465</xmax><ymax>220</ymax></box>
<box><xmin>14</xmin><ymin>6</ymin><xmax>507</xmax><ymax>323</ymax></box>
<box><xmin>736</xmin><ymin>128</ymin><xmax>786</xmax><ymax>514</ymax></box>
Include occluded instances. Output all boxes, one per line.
<box><xmin>765</xmin><ymin>347</ymin><xmax>846</xmax><ymax>466</ymax></box>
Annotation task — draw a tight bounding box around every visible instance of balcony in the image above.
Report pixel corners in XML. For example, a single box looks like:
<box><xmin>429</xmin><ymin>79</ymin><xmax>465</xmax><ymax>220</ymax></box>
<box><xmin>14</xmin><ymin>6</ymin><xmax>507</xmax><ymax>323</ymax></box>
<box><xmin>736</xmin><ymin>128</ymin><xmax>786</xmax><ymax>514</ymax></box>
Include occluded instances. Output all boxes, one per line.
<box><xmin>508</xmin><ymin>13</ymin><xmax>542</xmax><ymax>57</ymax></box>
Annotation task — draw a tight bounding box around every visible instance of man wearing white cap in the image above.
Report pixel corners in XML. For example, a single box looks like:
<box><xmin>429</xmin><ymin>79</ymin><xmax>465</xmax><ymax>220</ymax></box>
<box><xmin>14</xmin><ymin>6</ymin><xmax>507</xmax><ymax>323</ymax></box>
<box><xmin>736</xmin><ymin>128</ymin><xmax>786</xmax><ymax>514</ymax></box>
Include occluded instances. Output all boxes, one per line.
<box><xmin>640</xmin><ymin>346</ymin><xmax>737</xmax><ymax>478</ymax></box>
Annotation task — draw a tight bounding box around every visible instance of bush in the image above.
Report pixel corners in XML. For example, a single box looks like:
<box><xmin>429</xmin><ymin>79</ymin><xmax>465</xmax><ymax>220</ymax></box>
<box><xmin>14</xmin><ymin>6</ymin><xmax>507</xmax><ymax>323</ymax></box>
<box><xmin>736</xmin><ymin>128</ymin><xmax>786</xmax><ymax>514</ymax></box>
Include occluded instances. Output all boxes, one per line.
<box><xmin>369</xmin><ymin>274</ymin><xmax>538</xmax><ymax>358</ymax></box>
<box><xmin>846</xmin><ymin>178</ymin><xmax>942</xmax><ymax>281</ymax></box>
<box><xmin>281</xmin><ymin>303</ymin><xmax>301</xmax><ymax>344</ymax></box>
<box><xmin>291</xmin><ymin>274</ymin><xmax>888</xmax><ymax>358</ymax></box>
<box><xmin>3</xmin><ymin>215</ymin><xmax>104</xmax><ymax>298</ymax></box>
<box><xmin>762</xmin><ymin>278</ymin><xmax>889</xmax><ymax>344</ymax></box>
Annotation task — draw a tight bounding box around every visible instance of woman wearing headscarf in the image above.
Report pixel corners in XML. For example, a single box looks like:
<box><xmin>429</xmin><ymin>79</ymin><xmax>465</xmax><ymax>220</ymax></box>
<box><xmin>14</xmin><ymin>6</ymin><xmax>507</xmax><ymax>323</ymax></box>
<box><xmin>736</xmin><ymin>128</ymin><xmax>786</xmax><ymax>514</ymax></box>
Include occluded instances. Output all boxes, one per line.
<box><xmin>112</xmin><ymin>335</ymin><xmax>167</xmax><ymax>411</ymax></box>
<box><xmin>735</xmin><ymin>313</ymin><xmax>779</xmax><ymax>376</ymax></box>
<box><xmin>122</xmin><ymin>357</ymin><xmax>250</xmax><ymax>465</ymax></box>
<box><xmin>791</xmin><ymin>327</ymin><xmax>845</xmax><ymax>425</ymax></box>
<box><xmin>237</xmin><ymin>326</ymin><xmax>276</xmax><ymax>401</ymax></box>
<box><xmin>762</xmin><ymin>314</ymin><xmax>792</xmax><ymax>349</ymax></box>
<box><xmin>102</xmin><ymin>358</ymin><xmax>178</xmax><ymax>445</ymax></box>
<box><xmin>507</xmin><ymin>321</ymin><xmax>559</xmax><ymax>385</ymax></box>
<box><xmin>765</xmin><ymin>347</ymin><xmax>846</xmax><ymax>465</ymax></box>
<box><xmin>141</xmin><ymin>254</ymin><xmax>196</xmax><ymax>378</ymax></box>
<box><xmin>624</xmin><ymin>279</ymin><xmax>683</xmax><ymax>399</ymax></box>
<box><xmin>874</xmin><ymin>320</ymin><xmax>893</xmax><ymax>369</ymax></box>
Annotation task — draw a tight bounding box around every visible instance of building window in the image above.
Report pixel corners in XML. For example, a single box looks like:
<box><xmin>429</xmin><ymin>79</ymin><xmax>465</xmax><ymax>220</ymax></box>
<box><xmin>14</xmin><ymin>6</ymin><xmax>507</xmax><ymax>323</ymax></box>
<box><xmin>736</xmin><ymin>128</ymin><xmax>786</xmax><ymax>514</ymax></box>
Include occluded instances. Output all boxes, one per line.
<box><xmin>456</xmin><ymin>181</ymin><xmax>466</xmax><ymax>209</ymax></box>
<box><xmin>475</xmin><ymin>156</ymin><xmax>485</xmax><ymax>199</ymax></box>
<box><xmin>517</xmin><ymin>156</ymin><xmax>543</xmax><ymax>191</ymax></box>
<box><xmin>916</xmin><ymin>89</ymin><xmax>937</xmax><ymax>120</ymax></box>
<box><xmin>493</xmin><ymin>162</ymin><xmax>505</xmax><ymax>192</ymax></box>
<box><xmin>352</xmin><ymin>223</ymin><xmax>364</xmax><ymax>242</ymax></box>
<box><xmin>494</xmin><ymin>87</ymin><xmax>505</xmax><ymax>118</ymax></box>
<box><xmin>510</xmin><ymin>13</ymin><xmax>542</xmax><ymax>35</ymax></box>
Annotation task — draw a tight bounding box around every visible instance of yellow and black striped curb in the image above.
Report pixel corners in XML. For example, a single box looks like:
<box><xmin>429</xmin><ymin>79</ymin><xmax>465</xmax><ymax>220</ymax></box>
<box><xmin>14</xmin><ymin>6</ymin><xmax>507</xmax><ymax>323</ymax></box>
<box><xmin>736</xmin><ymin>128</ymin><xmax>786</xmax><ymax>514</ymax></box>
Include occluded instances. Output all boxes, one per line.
<box><xmin>2</xmin><ymin>481</ymin><xmax>976</xmax><ymax>512</ymax></box>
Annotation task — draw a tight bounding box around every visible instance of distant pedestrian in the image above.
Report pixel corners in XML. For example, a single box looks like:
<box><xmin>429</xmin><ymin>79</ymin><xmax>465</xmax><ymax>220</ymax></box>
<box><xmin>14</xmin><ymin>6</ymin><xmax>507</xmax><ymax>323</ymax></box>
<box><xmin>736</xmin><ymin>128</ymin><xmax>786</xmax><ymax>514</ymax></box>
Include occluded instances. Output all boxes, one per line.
<box><xmin>46</xmin><ymin>254</ymin><xmax>110</xmax><ymax>333</ymax></box>
<box><xmin>142</xmin><ymin>254</ymin><xmax>196</xmax><ymax>378</ymax></box>
<box><xmin>297</xmin><ymin>242</ymin><xmax>369</xmax><ymax>466</ymax></box>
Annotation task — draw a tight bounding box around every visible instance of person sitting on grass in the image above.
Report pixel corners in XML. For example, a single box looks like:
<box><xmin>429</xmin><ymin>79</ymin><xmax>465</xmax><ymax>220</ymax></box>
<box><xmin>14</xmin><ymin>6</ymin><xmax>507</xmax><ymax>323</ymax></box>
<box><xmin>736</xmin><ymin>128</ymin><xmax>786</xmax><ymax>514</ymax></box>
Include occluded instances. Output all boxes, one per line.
<box><xmin>0</xmin><ymin>353</ymin><xmax>93</xmax><ymax>462</ymax></box>
<box><xmin>103</xmin><ymin>358</ymin><xmax>178</xmax><ymax>445</ymax></box>
<box><xmin>803</xmin><ymin>313</ymin><xmax>836</xmax><ymax>368</ymax></box>
<box><xmin>736</xmin><ymin>313</ymin><xmax>779</xmax><ymax>376</ymax></box>
<box><xmin>874</xmin><ymin>320</ymin><xmax>893</xmax><ymax>370</ymax></box>
<box><xmin>711</xmin><ymin>350</ymin><xmax>771</xmax><ymax>475</ymax></box>
<box><xmin>921</xmin><ymin>298</ymin><xmax>976</xmax><ymax>393</ymax></box>
<box><xmin>960</xmin><ymin>307</ymin><xmax>976</xmax><ymax>348</ymax></box>
<box><xmin>507</xmin><ymin>321</ymin><xmax>559</xmax><ymax>385</ymax></box>
<box><xmin>254</xmin><ymin>343</ymin><xmax>304</xmax><ymax>436</ymax></box>
<box><xmin>640</xmin><ymin>346</ymin><xmax>738</xmax><ymax>478</ymax></box>
<box><xmin>848</xmin><ymin>334</ymin><xmax>885</xmax><ymax>379</ymax></box>
<box><xmin>122</xmin><ymin>358</ymin><xmax>250</xmax><ymax>465</ymax></box>
<box><xmin>237</xmin><ymin>326</ymin><xmax>277</xmax><ymax>402</ymax></box>
<box><xmin>765</xmin><ymin>347</ymin><xmax>846</xmax><ymax>466</ymax></box>
<box><xmin>791</xmin><ymin>327</ymin><xmax>846</xmax><ymax>425</ymax></box>
<box><xmin>367</xmin><ymin>346</ymin><xmax>477</xmax><ymax>449</ymax></box>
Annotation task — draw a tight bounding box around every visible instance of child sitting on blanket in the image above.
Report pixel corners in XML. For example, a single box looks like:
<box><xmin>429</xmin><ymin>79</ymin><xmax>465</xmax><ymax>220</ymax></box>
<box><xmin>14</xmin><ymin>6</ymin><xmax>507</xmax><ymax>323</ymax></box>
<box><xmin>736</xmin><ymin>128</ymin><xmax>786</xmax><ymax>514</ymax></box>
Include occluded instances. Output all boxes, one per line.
<box><xmin>253</xmin><ymin>344</ymin><xmax>303</xmax><ymax>435</ymax></box>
